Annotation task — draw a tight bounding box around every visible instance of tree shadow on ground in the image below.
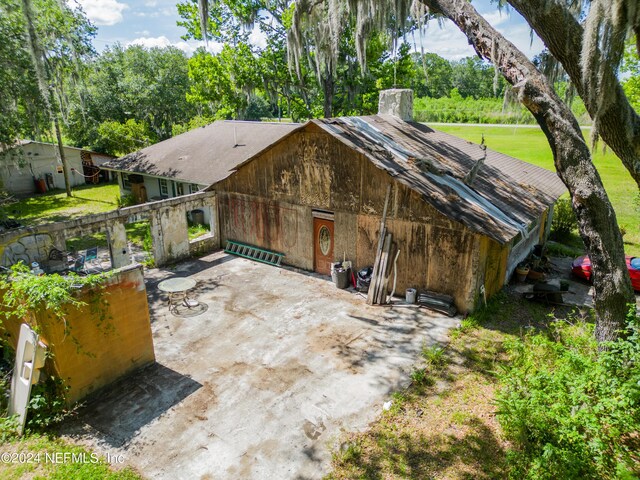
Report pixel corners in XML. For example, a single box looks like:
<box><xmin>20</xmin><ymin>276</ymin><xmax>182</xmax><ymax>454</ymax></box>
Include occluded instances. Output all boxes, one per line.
<box><xmin>334</xmin><ymin>415</ymin><xmax>506</xmax><ymax>479</ymax></box>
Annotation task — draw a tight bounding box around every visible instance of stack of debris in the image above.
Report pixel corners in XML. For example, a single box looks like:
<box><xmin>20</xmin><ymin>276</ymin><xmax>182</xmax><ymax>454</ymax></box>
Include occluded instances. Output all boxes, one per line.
<box><xmin>417</xmin><ymin>291</ymin><xmax>457</xmax><ymax>316</ymax></box>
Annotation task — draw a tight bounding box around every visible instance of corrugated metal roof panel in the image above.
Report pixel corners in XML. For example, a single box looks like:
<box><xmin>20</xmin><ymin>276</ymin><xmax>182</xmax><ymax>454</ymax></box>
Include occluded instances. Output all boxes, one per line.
<box><xmin>313</xmin><ymin>115</ymin><xmax>566</xmax><ymax>244</ymax></box>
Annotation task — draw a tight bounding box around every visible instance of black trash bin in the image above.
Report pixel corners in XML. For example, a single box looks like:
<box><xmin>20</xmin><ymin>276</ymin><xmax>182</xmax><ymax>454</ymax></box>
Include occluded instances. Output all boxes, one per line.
<box><xmin>357</xmin><ymin>266</ymin><xmax>373</xmax><ymax>293</ymax></box>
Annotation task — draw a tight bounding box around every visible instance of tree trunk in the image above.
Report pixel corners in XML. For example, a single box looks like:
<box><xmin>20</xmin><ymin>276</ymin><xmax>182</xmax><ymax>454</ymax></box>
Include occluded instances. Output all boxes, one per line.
<box><xmin>506</xmin><ymin>0</ymin><xmax>640</xmax><ymax>189</ymax></box>
<box><xmin>422</xmin><ymin>0</ymin><xmax>634</xmax><ymax>342</ymax></box>
<box><xmin>322</xmin><ymin>70</ymin><xmax>334</xmax><ymax>118</ymax></box>
<box><xmin>53</xmin><ymin>114</ymin><xmax>72</xmax><ymax>198</ymax></box>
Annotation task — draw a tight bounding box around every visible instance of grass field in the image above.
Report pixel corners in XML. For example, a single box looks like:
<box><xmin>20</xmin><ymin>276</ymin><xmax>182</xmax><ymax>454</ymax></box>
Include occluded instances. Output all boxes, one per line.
<box><xmin>436</xmin><ymin>125</ymin><xmax>640</xmax><ymax>255</ymax></box>
<box><xmin>2</xmin><ymin>183</ymin><xmax>120</xmax><ymax>227</ymax></box>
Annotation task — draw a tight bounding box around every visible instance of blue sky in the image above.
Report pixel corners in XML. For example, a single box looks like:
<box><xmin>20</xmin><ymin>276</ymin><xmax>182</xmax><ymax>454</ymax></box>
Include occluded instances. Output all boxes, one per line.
<box><xmin>74</xmin><ymin>0</ymin><xmax>546</xmax><ymax>60</ymax></box>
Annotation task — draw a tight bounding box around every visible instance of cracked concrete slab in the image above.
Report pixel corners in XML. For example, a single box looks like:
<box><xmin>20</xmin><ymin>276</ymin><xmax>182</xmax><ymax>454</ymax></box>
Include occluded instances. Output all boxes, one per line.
<box><xmin>62</xmin><ymin>251</ymin><xmax>458</xmax><ymax>479</ymax></box>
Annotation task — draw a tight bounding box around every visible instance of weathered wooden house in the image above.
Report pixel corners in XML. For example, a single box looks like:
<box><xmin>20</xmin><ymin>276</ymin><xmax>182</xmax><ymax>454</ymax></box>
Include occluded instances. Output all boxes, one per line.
<box><xmin>209</xmin><ymin>90</ymin><xmax>566</xmax><ymax>312</ymax></box>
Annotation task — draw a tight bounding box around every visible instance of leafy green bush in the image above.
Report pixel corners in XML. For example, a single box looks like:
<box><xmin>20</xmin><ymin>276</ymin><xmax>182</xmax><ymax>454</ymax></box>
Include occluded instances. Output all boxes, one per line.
<box><xmin>496</xmin><ymin>308</ymin><xmax>640</xmax><ymax>479</ymax></box>
<box><xmin>27</xmin><ymin>376</ymin><xmax>71</xmax><ymax>430</ymax></box>
<box><xmin>116</xmin><ymin>193</ymin><xmax>136</xmax><ymax>208</ymax></box>
<box><xmin>550</xmin><ymin>198</ymin><xmax>578</xmax><ymax>240</ymax></box>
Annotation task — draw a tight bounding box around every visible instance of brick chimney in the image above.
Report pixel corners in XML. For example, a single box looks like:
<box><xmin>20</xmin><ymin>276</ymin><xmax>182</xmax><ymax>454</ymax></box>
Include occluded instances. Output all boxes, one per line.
<box><xmin>378</xmin><ymin>89</ymin><xmax>413</xmax><ymax>121</ymax></box>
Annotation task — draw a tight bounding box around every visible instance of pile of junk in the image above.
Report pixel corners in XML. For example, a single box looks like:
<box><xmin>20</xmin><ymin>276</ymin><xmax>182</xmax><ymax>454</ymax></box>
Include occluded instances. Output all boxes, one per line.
<box><xmin>330</xmin><ymin>262</ymin><xmax>457</xmax><ymax>317</ymax></box>
<box><xmin>514</xmin><ymin>244</ymin><xmax>570</xmax><ymax>305</ymax></box>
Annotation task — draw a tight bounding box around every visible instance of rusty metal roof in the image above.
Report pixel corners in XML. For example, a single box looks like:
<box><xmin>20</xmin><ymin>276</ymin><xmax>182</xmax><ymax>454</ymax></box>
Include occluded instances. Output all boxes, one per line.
<box><xmin>313</xmin><ymin>115</ymin><xmax>566</xmax><ymax>244</ymax></box>
<box><xmin>101</xmin><ymin>120</ymin><xmax>300</xmax><ymax>185</ymax></box>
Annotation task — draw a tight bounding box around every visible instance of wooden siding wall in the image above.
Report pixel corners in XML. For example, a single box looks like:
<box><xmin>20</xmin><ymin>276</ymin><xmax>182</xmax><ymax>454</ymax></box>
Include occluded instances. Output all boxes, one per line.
<box><xmin>216</xmin><ymin>125</ymin><xmax>498</xmax><ymax>312</ymax></box>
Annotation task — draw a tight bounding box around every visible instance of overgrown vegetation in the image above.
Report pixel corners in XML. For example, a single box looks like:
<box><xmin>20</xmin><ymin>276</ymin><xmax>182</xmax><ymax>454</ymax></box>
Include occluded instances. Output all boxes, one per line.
<box><xmin>414</xmin><ymin>93</ymin><xmax>589</xmax><ymax>125</ymax></box>
<box><xmin>0</xmin><ymin>263</ymin><xmax>112</xmax><ymax>332</ymax></box>
<box><xmin>0</xmin><ymin>263</ymin><xmax>113</xmax><ymax>435</ymax></box>
<box><xmin>188</xmin><ymin>223</ymin><xmax>210</xmax><ymax>240</ymax></box>
<box><xmin>327</xmin><ymin>293</ymin><xmax>640</xmax><ymax>479</ymax></box>
<box><xmin>550</xmin><ymin>198</ymin><xmax>579</xmax><ymax>241</ymax></box>
<box><xmin>124</xmin><ymin>222</ymin><xmax>155</xmax><ymax>268</ymax></box>
<box><xmin>497</xmin><ymin>307</ymin><xmax>640</xmax><ymax>479</ymax></box>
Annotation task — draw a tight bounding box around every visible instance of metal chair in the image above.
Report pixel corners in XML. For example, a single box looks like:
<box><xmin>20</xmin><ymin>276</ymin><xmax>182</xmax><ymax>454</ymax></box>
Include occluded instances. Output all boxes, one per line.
<box><xmin>83</xmin><ymin>247</ymin><xmax>102</xmax><ymax>273</ymax></box>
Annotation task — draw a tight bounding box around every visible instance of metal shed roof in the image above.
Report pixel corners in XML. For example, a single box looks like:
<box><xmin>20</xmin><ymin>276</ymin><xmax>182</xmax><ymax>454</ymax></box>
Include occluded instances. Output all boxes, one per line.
<box><xmin>101</xmin><ymin>120</ymin><xmax>300</xmax><ymax>185</ymax></box>
<box><xmin>312</xmin><ymin>115</ymin><xmax>566</xmax><ymax>244</ymax></box>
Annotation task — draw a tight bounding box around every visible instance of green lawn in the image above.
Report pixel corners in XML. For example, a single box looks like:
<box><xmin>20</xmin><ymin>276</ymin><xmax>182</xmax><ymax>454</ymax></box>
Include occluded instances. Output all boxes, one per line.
<box><xmin>2</xmin><ymin>183</ymin><xmax>120</xmax><ymax>227</ymax></box>
<box><xmin>436</xmin><ymin>125</ymin><xmax>640</xmax><ymax>255</ymax></box>
<box><xmin>0</xmin><ymin>434</ymin><xmax>142</xmax><ymax>480</ymax></box>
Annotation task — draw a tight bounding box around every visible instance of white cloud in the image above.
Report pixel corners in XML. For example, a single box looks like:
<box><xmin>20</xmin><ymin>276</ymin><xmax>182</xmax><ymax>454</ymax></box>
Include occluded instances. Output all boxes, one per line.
<box><xmin>482</xmin><ymin>11</ymin><xmax>509</xmax><ymax>28</ymax></box>
<box><xmin>128</xmin><ymin>35</ymin><xmax>172</xmax><ymax>49</ymax></box>
<box><xmin>127</xmin><ymin>36</ymin><xmax>223</xmax><ymax>56</ymax></box>
<box><xmin>76</xmin><ymin>0</ymin><xmax>128</xmax><ymax>26</ymax></box>
<box><xmin>413</xmin><ymin>8</ymin><xmax>544</xmax><ymax>61</ymax></box>
<box><xmin>144</xmin><ymin>0</ymin><xmax>157</xmax><ymax>6</ymax></box>
<box><xmin>415</xmin><ymin>21</ymin><xmax>476</xmax><ymax>60</ymax></box>
<box><xmin>249</xmin><ymin>26</ymin><xmax>267</xmax><ymax>49</ymax></box>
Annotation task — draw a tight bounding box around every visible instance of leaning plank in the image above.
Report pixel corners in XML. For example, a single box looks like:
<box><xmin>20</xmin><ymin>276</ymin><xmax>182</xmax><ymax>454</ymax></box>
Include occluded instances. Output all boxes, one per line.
<box><xmin>381</xmin><ymin>241</ymin><xmax>396</xmax><ymax>304</ymax></box>
<box><xmin>367</xmin><ymin>185</ymin><xmax>392</xmax><ymax>305</ymax></box>
<box><xmin>367</xmin><ymin>226</ymin><xmax>386</xmax><ymax>304</ymax></box>
<box><xmin>376</xmin><ymin>234</ymin><xmax>393</xmax><ymax>304</ymax></box>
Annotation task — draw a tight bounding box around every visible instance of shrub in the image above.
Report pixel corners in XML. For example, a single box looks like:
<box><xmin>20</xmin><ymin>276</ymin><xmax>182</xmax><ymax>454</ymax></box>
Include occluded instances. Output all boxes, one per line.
<box><xmin>116</xmin><ymin>193</ymin><xmax>136</xmax><ymax>208</ymax></box>
<box><xmin>550</xmin><ymin>198</ymin><xmax>578</xmax><ymax>240</ymax></box>
<box><xmin>496</xmin><ymin>308</ymin><xmax>640</xmax><ymax>479</ymax></box>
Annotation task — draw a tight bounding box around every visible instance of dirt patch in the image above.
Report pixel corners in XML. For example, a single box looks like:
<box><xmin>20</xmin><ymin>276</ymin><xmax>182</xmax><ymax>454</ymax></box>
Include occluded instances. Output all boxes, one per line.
<box><xmin>229</xmin><ymin>439</ymin><xmax>281</xmax><ymax>478</ymax></box>
<box><xmin>306</xmin><ymin>323</ymin><xmax>371</xmax><ymax>373</ymax></box>
<box><xmin>251</xmin><ymin>358</ymin><xmax>312</xmax><ymax>394</ymax></box>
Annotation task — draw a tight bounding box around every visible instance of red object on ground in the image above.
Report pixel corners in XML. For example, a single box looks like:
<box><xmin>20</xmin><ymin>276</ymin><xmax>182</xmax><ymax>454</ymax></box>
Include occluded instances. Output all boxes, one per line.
<box><xmin>572</xmin><ymin>255</ymin><xmax>640</xmax><ymax>291</ymax></box>
<box><xmin>34</xmin><ymin>178</ymin><xmax>47</xmax><ymax>193</ymax></box>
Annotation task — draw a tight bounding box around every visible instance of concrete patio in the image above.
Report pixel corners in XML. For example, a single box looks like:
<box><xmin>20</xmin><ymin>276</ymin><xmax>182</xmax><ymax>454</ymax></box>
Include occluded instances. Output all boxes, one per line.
<box><xmin>62</xmin><ymin>251</ymin><xmax>458</xmax><ymax>479</ymax></box>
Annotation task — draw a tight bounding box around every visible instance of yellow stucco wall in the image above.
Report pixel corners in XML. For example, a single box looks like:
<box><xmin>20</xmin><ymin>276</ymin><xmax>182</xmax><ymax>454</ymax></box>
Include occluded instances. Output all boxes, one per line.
<box><xmin>1</xmin><ymin>264</ymin><xmax>155</xmax><ymax>405</ymax></box>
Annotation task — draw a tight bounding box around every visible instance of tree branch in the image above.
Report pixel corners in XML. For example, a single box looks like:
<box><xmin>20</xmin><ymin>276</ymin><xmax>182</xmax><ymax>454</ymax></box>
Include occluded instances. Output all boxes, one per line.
<box><xmin>506</xmin><ymin>0</ymin><xmax>640</xmax><ymax>189</ymax></box>
<box><xmin>420</xmin><ymin>0</ymin><xmax>634</xmax><ymax>341</ymax></box>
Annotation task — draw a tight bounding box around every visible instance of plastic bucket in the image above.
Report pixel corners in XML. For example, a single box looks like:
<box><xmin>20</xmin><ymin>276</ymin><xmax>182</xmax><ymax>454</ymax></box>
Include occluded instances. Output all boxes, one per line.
<box><xmin>406</xmin><ymin>288</ymin><xmax>417</xmax><ymax>304</ymax></box>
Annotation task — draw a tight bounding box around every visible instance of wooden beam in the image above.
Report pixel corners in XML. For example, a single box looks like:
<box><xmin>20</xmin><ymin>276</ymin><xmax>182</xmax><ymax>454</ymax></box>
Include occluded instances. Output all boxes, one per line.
<box><xmin>366</xmin><ymin>185</ymin><xmax>392</xmax><ymax>305</ymax></box>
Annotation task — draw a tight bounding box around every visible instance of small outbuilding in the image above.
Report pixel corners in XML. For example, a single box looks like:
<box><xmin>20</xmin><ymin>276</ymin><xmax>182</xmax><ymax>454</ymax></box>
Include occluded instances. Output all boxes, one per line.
<box><xmin>0</xmin><ymin>141</ymin><xmax>114</xmax><ymax>195</ymax></box>
<box><xmin>209</xmin><ymin>90</ymin><xmax>566</xmax><ymax>312</ymax></box>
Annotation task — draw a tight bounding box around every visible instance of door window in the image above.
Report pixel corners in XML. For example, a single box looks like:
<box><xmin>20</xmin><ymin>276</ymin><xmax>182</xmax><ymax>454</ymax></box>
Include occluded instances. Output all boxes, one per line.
<box><xmin>319</xmin><ymin>226</ymin><xmax>331</xmax><ymax>255</ymax></box>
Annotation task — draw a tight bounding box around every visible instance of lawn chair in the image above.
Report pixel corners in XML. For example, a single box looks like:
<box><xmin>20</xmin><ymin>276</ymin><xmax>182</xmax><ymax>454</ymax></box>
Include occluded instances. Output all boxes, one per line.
<box><xmin>67</xmin><ymin>255</ymin><xmax>86</xmax><ymax>275</ymax></box>
<box><xmin>83</xmin><ymin>247</ymin><xmax>102</xmax><ymax>273</ymax></box>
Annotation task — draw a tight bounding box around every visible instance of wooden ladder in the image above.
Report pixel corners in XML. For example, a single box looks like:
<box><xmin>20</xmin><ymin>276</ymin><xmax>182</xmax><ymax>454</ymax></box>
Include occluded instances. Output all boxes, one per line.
<box><xmin>224</xmin><ymin>240</ymin><xmax>285</xmax><ymax>267</ymax></box>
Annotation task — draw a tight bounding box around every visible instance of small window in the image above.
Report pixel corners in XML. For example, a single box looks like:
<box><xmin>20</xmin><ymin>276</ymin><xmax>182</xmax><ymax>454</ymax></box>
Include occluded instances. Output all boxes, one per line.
<box><xmin>189</xmin><ymin>184</ymin><xmax>200</xmax><ymax>194</ymax></box>
<box><xmin>122</xmin><ymin>173</ymin><xmax>131</xmax><ymax>190</ymax></box>
<box><xmin>176</xmin><ymin>183</ymin><xmax>184</xmax><ymax>196</ymax></box>
<box><xmin>159</xmin><ymin>178</ymin><xmax>168</xmax><ymax>197</ymax></box>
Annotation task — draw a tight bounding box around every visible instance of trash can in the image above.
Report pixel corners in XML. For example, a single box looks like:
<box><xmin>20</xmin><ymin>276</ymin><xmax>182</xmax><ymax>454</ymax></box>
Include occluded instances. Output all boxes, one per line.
<box><xmin>331</xmin><ymin>262</ymin><xmax>350</xmax><ymax>289</ymax></box>
<box><xmin>357</xmin><ymin>266</ymin><xmax>373</xmax><ymax>293</ymax></box>
<box><xmin>191</xmin><ymin>209</ymin><xmax>205</xmax><ymax>225</ymax></box>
